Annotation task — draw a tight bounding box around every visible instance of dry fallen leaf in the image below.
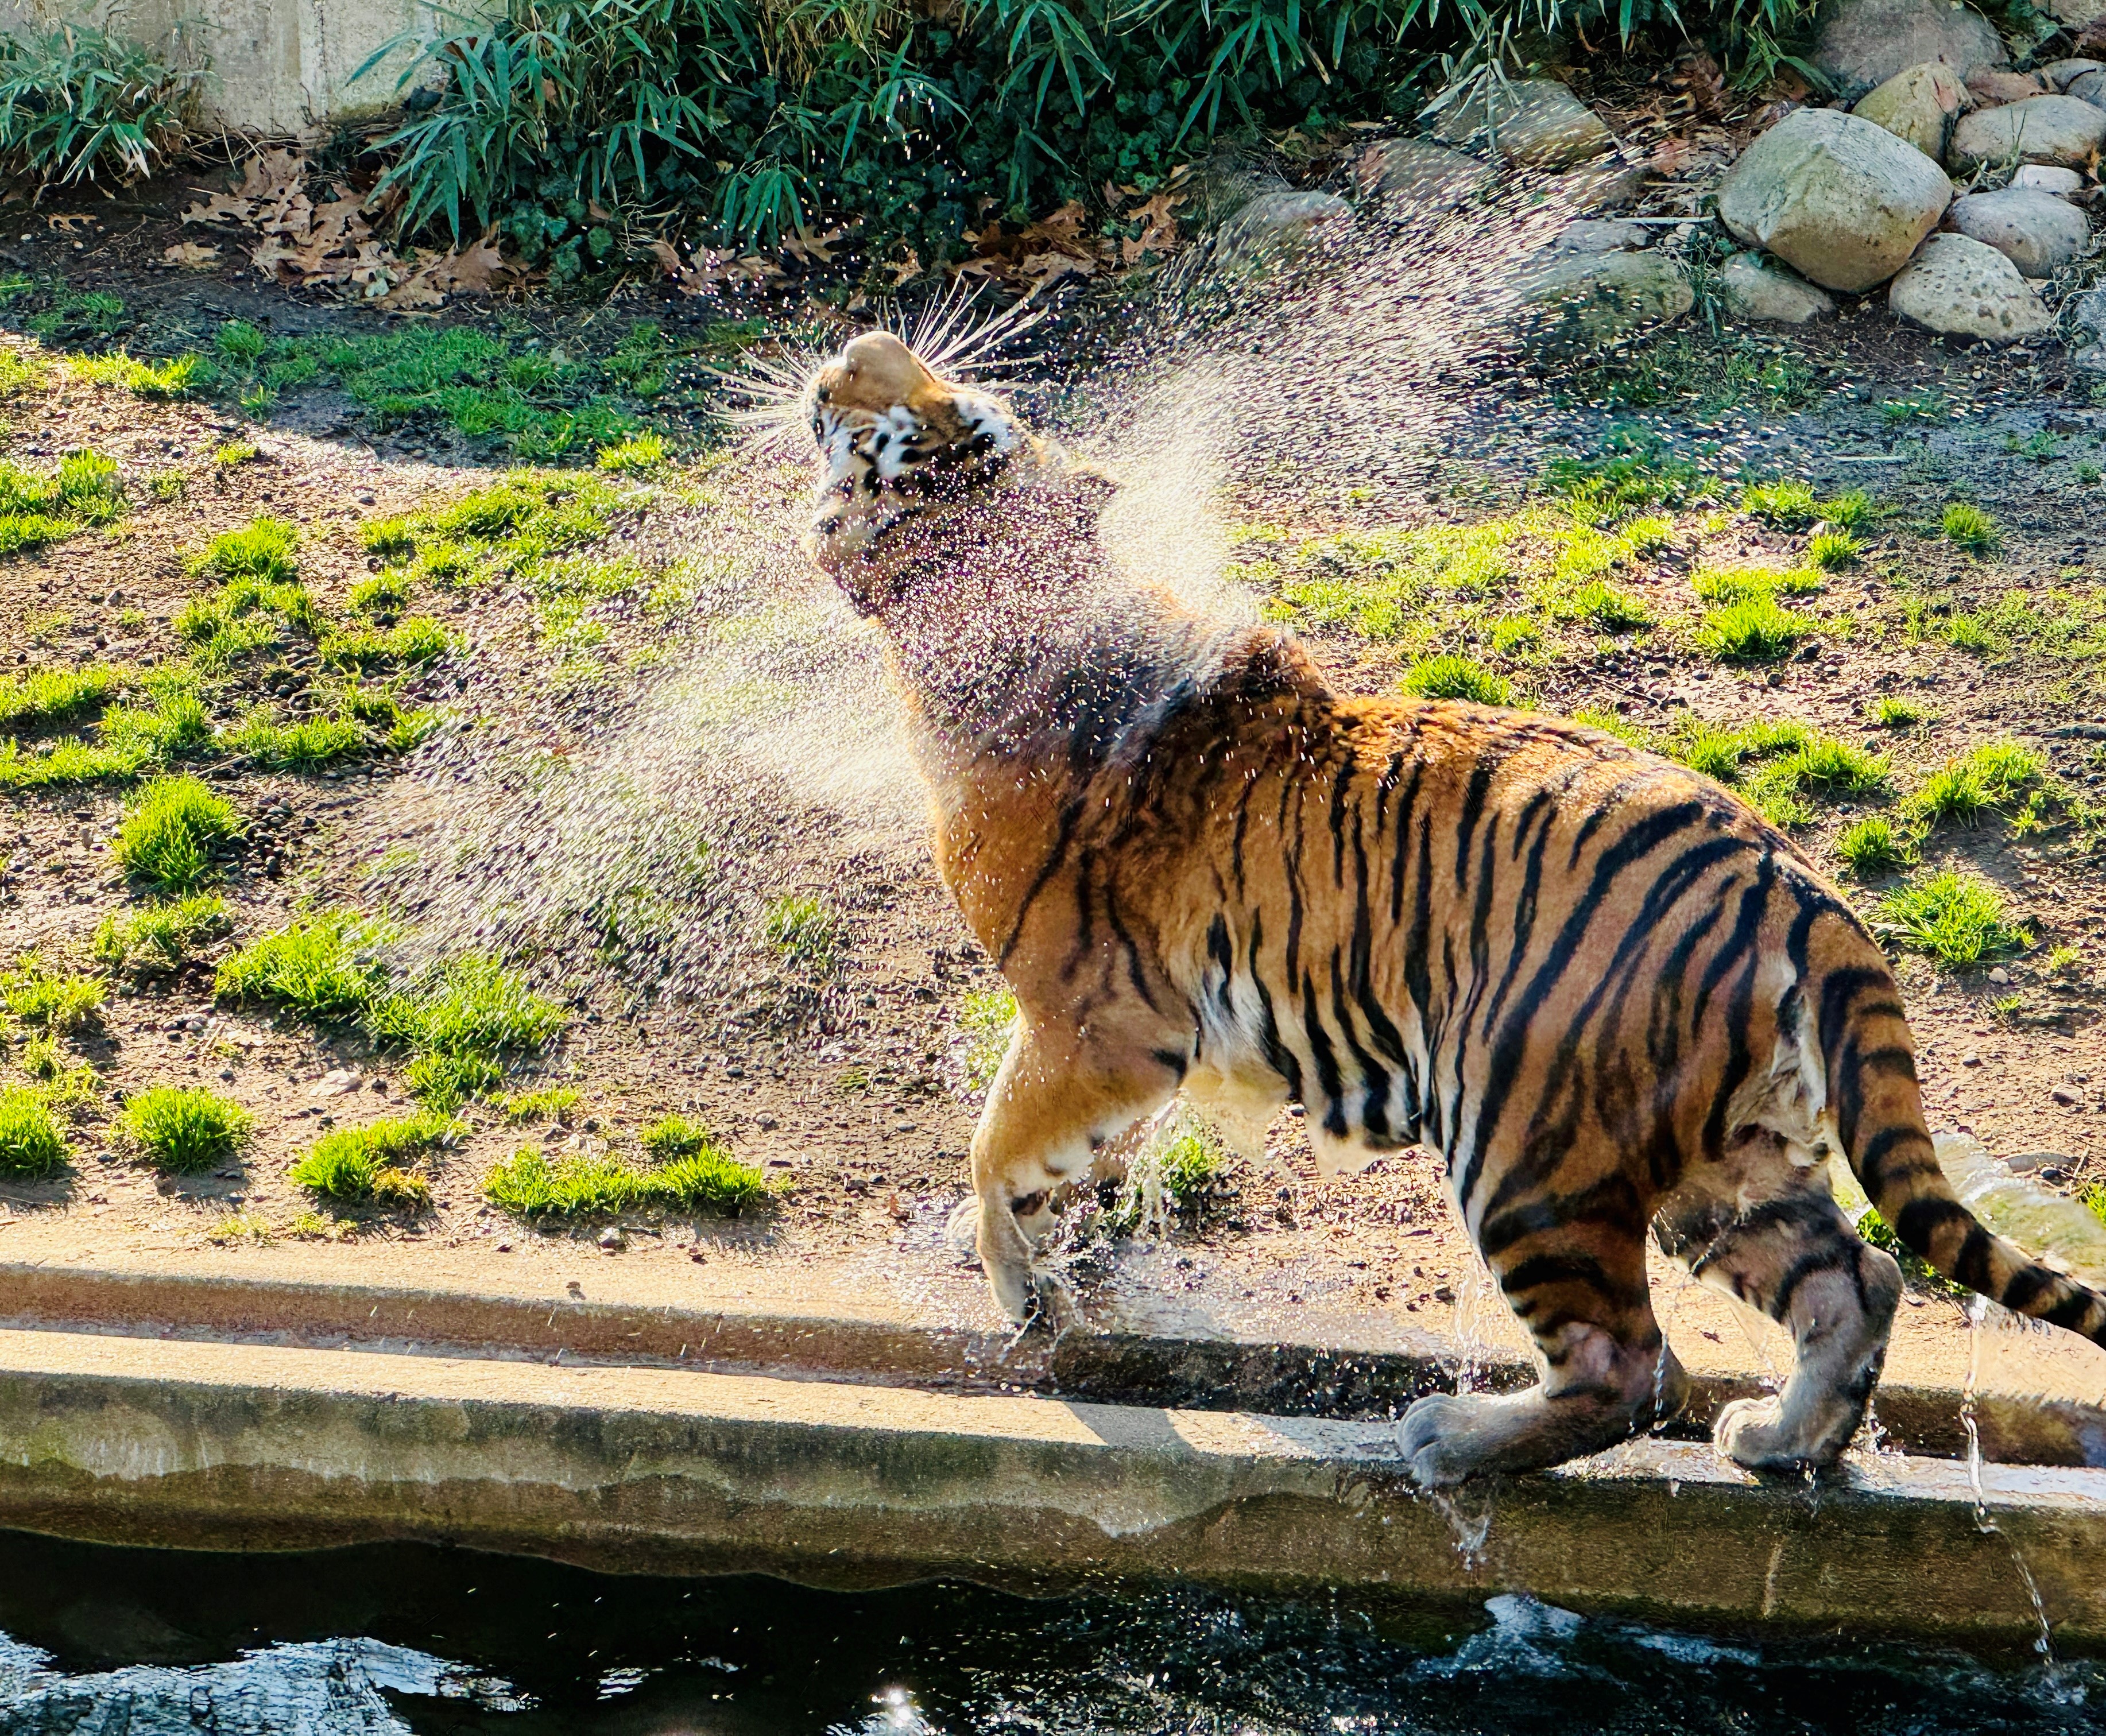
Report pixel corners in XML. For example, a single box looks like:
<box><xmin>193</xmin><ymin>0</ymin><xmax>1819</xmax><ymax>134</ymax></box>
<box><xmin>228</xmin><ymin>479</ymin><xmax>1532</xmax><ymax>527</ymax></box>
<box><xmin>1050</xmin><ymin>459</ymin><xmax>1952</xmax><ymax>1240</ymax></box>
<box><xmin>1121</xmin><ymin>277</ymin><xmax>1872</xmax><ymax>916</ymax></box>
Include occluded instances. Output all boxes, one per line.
<box><xmin>162</xmin><ymin>241</ymin><xmax>220</xmax><ymax>268</ymax></box>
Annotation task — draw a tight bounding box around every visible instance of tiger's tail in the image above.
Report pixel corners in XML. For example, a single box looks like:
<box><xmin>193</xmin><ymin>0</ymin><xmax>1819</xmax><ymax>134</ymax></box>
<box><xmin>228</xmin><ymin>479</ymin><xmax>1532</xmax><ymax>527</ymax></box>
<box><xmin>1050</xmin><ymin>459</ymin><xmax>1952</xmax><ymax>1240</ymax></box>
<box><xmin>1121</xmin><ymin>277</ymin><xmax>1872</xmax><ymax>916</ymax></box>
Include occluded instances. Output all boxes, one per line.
<box><xmin>1838</xmin><ymin>992</ymin><xmax>2106</xmax><ymax>1343</ymax></box>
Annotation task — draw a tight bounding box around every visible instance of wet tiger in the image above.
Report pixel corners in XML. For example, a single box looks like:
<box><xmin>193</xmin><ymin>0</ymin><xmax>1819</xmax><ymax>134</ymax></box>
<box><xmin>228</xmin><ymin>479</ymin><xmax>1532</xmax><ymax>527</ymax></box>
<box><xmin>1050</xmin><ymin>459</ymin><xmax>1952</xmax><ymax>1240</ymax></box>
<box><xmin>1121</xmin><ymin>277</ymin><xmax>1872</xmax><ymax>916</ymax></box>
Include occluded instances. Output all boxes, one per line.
<box><xmin>796</xmin><ymin>328</ymin><xmax>2106</xmax><ymax>1485</ymax></box>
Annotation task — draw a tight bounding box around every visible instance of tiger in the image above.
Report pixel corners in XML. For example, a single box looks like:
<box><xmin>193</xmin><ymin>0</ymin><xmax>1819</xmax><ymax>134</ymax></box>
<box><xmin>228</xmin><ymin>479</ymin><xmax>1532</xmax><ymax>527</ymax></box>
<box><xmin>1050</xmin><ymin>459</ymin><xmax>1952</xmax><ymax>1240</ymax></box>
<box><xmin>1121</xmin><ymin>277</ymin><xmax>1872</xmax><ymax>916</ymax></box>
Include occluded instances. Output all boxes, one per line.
<box><xmin>795</xmin><ymin>327</ymin><xmax>2106</xmax><ymax>1486</ymax></box>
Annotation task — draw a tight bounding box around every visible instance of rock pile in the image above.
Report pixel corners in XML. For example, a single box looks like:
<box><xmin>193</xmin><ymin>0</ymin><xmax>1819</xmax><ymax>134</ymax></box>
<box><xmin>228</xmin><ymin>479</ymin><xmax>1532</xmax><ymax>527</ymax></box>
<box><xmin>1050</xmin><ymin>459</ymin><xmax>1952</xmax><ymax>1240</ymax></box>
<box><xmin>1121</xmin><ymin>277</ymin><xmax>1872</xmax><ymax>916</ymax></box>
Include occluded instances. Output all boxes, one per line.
<box><xmin>1211</xmin><ymin>0</ymin><xmax>2100</xmax><ymax>356</ymax></box>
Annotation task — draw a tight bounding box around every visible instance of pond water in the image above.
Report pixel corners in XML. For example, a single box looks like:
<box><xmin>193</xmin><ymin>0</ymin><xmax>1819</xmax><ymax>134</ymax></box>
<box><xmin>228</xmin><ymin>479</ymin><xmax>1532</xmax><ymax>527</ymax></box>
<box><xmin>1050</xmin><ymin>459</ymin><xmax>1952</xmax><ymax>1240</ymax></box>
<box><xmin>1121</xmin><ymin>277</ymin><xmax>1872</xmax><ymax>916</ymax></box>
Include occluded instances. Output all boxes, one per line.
<box><xmin>0</xmin><ymin>1529</ymin><xmax>2097</xmax><ymax>1735</ymax></box>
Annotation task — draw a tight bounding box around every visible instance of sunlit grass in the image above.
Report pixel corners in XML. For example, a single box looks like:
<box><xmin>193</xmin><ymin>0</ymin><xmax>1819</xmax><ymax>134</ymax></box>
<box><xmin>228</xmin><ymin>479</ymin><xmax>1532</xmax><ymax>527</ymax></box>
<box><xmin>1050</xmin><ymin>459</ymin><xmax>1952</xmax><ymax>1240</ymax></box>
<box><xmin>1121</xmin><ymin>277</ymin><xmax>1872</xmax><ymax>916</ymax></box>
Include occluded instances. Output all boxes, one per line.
<box><xmin>119</xmin><ymin>1084</ymin><xmax>251</xmax><ymax>1173</ymax></box>
<box><xmin>1876</xmin><ymin>870</ymin><xmax>2031</xmax><ymax>967</ymax></box>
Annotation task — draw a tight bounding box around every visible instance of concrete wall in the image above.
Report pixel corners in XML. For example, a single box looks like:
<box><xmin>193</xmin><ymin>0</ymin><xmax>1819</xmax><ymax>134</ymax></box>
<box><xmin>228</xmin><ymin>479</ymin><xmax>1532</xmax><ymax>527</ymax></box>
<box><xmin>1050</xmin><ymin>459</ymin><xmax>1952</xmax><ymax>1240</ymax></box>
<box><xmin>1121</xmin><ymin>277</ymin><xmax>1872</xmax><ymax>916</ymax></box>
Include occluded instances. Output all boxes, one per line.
<box><xmin>0</xmin><ymin>0</ymin><xmax>474</xmax><ymax>134</ymax></box>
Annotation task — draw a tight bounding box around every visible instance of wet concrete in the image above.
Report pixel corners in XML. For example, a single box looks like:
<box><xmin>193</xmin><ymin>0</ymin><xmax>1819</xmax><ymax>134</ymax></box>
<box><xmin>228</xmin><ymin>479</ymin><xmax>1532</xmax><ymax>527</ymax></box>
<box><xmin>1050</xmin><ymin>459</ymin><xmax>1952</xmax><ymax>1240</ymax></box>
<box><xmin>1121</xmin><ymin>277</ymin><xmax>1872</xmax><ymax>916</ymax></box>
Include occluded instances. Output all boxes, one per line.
<box><xmin>1</xmin><ymin>1326</ymin><xmax>2103</xmax><ymax>1646</ymax></box>
<box><xmin>3</xmin><ymin>1250</ymin><xmax>2104</xmax><ymax>1466</ymax></box>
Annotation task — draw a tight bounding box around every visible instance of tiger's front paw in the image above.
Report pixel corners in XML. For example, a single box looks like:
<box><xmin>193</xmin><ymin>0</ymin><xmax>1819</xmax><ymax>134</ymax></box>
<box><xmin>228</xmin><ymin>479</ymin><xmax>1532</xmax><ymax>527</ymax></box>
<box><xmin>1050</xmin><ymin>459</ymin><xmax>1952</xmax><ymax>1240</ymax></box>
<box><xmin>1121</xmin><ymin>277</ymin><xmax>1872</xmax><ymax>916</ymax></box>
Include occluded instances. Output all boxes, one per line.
<box><xmin>1714</xmin><ymin>1396</ymin><xmax>1822</xmax><ymax>1475</ymax></box>
<box><xmin>1398</xmin><ymin>1393</ymin><xmax>1495</xmax><ymax>1489</ymax></box>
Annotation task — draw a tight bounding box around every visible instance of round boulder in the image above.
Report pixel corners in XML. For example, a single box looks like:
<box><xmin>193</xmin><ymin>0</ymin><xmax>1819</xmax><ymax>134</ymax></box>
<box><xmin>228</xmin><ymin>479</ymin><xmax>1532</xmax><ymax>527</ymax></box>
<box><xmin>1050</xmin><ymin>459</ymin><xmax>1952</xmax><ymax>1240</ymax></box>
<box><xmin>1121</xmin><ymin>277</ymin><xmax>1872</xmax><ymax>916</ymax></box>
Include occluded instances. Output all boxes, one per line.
<box><xmin>1214</xmin><ymin>190</ymin><xmax>1353</xmax><ymax>268</ymax></box>
<box><xmin>1718</xmin><ymin>251</ymin><xmax>1839</xmax><ymax>323</ymax></box>
<box><xmin>1948</xmin><ymin>96</ymin><xmax>2106</xmax><ymax>172</ymax></box>
<box><xmin>1428</xmin><ymin>78</ymin><xmax>1615</xmax><ymax>170</ymax></box>
<box><xmin>2041</xmin><ymin>58</ymin><xmax>2105</xmax><ymax>90</ymax></box>
<box><xmin>1717</xmin><ymin>107</ymin><xmax>1954</xmax><ymax>292</ymax></box>
<box><xmin>1814</xmin><ymin>0</ymin><xmax>2006</xmax><ymax>97</ymax></box>
<box><xmin>1356</xmin><ymin>137</ymin><xmax>1494</xmax><ymax>210</ymax></box>
<box><xmin>1945</xmin><ymin>187</ymin><xmax>2092</xmax><ymax>277</ymax></box>
<box><xmin>1513</xmin><ymin>249</ymin><xmax>1693</xmax><ymax>355</ymax></box>
<box><xmin>2011</xmin><ymin>164</ymin><xmax>2086</xmax><ymax>194</ymax></box>
<box><xmin>2069</xmin><ymin>68</ymin><xmax>2106</xmax><ymax>106</ymax></box>
<box><xmin>1888</xmin><ymin>232</ymin><xmax>2052</xmax><ymax>341</ymax></box>
<box><xmin>1852</xmin><ymin>61</ymin><xmax>1972</xmax><ymax>160</ymax></box>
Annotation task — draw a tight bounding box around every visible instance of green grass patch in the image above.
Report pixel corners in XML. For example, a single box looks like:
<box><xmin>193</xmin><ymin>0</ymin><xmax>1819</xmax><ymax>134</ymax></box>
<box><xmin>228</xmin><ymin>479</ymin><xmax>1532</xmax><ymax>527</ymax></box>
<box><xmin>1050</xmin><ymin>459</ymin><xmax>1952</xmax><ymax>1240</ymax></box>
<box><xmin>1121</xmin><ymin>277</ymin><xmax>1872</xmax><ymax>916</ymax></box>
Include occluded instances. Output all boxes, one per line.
<box><xmin>118</xmin><ymin>1084</ymin><xmax>251</xmax><ymax>1173</ymax></box>
<box><xmin>1868</xmin><ymin>696</ymin><xmax>1927</xmax><ymax>728</ymax></box>
<box><xmin>192</xmin><ymin>515</ymin><xmax>298</xmax><ymax>584</ymax></box>
<box><xmin>1941</xmin><ymin>502</ymin><xmax>1998</xmax><ymax>555</ymax></box>
<box><xmin>1805</xmin><ymin>528</ymin><xmax>1860</xmax><ymax>572</ymax></box>
<box><xmin>1835</xmin><ymin>816</ymin><xmax>1913</xmax><ymax>878</ymax></box>
<box><xmin>762</xmin><ymin>893</ymin><xmax>840</xmax><ymax>966</ymax></box>
<box><xmin>214</xmin><ymin>910</ymin><xmax>392</xmax><ymax>1024</ymax></box>
<box><xmin>1690</xmin><ymin>565</ymin><xmax>1822</xmax><ymax>603</ymax></box>
<box><xmin>1</xmin><ymin>956</ymin><xmax>104</xmax><ymax>1033</ymax></box>
<box><xmin>597</xmin><ymin>431</ymin><xmax>668</xmax><ymax>473</ymax></box>
<box><xmin>1659</xmin><ymin>718</ymin><xmax>1886</xmax><ymax>827</ymax></box>
<box><xmin>289</xmin><ymin>1112</ymin><xmax>456</xmax><ymax>1207</ymax></box>
<box><xmin>219</xmin><ymin>711</ymin><xmax>371</xmax><ymax>769</ymax></box>
<box><xmin>1399</xmin><ymin>654</ymin><xmax>1513</xmax><ymax>706</ymax></box>
<box><xmin>1693</xmin><ymin>593</ymin><xmax>1817</xmax><ymax>661</ymax></box>
<box><xmin>1740</xmin><ymin>479</ymin><xmax>1818</xmax><ymax>528</ymax></box>
<box><xmin>483</xmin><ymin>1138</ymin><xmax>767</xmax><ymax>1219</ymax></box>
<box><xmin>371</xmin><ymin>958</ymin><xmax>567</xmax><ymax>1062</ymax></box>
<box><xmin>318</xmin><ymin>615</ymin><xmax>454</xmax><ymax>673</ymax></box>
<box><xmin>113</xmin><ymin>774</ymin><xmax>241</xmax><ymax>893</ymax></box>
<box><xmin>0</xmin><ymin>446</ymin><xmax>127</xmax><ymax>553</ymax></box>
<box><xmin>1876</xmin><ymin>870</ymin><xmax>2031</xmax><ymax>967</ymax></box>
<box><xmin>71</xmin><ymin>351</ymin><xmax>200</xmax><ymax>398</ymax></box>
<box><xmin>502</xmin><ymin>1084</ymin><xmax>580</xmax><ymax>1123</ymax></box>
<box><xmin>1902</xmin><ymin>741</ymin><xmax>2044</xmax><ymax>828</ymax></box>
<box><xmin>0</xmin><ymin>1084</ymin><xmax>67</xmax><ymax>1179</ymax></box>
<box><xmin>404</xmin><ymin>1051</ymin><xmax>506</xmax><ymax>1113</ymax></box>
<box><xmin>93</xmin><ymin>893</ymin><xmax>231</xmax><ymax>970</ymax></box>
<box><xmin>347</xmin><ymin>574</ymin><xmax>411</xmax><ymax>621</ymax></box>
<box><xmin>0</xmin><ymin>662</ymin><xmax>121</xmax><ymax>730</ymax></box>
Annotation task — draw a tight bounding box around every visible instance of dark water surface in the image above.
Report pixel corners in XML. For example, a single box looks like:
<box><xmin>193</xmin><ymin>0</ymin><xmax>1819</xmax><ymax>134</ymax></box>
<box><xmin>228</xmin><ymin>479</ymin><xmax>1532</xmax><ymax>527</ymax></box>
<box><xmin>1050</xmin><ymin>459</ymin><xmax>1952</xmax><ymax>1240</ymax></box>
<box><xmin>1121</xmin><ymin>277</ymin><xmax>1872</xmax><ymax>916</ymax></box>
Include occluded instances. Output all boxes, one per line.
<box><xmin>0</xmin><ymin>1528</ymin><xmax>2097</xmax><ymax>1734</ymax></box>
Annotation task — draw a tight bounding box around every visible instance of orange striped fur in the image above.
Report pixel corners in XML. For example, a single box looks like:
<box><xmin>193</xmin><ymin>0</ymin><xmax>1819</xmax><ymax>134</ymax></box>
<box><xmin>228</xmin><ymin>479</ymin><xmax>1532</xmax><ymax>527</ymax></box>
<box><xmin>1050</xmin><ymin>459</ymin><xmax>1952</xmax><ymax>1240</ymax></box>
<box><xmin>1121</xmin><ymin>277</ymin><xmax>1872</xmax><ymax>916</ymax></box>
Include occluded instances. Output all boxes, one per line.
<box><xmin>800</xmin><ymin>331</ymin><xmax>2106</xmax><ymax>1483</ymax></box>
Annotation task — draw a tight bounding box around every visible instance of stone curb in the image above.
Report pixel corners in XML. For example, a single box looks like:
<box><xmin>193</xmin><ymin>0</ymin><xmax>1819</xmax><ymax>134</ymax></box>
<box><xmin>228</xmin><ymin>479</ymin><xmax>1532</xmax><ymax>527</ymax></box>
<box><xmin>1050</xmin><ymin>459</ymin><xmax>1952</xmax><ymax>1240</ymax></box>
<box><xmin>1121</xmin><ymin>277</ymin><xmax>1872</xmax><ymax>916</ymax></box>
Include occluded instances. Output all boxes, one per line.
<box><xmin>3</xmin><ymin>1261</ymin><xmax>2103</xmax><ymax>1468</ymax></box>
<box><xmin>1</xmin><ymin>1326</ymin><xmax>2103</xmax><ymax>1646</ymax></box>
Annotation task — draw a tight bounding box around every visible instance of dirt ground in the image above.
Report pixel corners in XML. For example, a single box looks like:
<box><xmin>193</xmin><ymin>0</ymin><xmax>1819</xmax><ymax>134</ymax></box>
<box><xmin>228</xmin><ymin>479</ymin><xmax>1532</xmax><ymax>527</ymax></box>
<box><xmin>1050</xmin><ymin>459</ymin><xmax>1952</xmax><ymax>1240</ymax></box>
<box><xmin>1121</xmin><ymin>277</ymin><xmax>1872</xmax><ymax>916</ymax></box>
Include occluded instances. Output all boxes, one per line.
<box><xmin>0</xmin><ymin>145</ymin><xmax>2100</xmax><ymax>1402</ymax></box>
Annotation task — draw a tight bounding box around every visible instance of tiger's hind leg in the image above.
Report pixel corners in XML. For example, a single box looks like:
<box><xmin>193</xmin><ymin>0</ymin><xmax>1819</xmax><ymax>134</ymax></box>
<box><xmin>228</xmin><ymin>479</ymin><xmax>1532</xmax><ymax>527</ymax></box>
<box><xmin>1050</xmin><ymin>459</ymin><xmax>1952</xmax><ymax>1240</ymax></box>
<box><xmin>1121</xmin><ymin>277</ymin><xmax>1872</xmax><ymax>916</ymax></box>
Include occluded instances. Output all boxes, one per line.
<box><xmin>1661</xmin><ymin>1157</ymin><xmax>1902</xmax><ymax>1474</ymax></box>
<box><xmin>1399</xmin><ymin>1198</ymin><xmax>1690</xmax><ymax>1487</ymax></box>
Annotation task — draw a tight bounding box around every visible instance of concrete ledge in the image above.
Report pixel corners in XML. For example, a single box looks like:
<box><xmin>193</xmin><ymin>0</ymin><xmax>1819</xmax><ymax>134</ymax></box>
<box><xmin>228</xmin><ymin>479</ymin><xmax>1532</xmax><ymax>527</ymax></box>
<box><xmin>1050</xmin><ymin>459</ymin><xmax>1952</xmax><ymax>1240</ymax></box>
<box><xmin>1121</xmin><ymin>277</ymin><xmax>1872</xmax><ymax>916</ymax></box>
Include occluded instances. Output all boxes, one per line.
<box><xmin>5</xmin><ymin>1260</ymin><xmax>2104</xmax><ymax>1468</ymax></box>
<box><xmin>2</xmin><ymin>1326</ymin><xmax>2104</xmax><ymax>1646</ymax></box>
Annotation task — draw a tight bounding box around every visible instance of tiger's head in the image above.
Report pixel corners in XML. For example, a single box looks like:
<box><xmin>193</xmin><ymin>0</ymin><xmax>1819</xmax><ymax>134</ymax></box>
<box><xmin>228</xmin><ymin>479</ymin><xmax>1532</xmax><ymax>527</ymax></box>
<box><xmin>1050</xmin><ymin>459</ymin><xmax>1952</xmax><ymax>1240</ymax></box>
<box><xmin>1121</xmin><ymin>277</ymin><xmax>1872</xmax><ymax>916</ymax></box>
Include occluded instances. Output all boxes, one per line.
<box><xmin>802</xmin><ymin>331</ymin><xmax>1108</xmax><ymax>612</ymax></box>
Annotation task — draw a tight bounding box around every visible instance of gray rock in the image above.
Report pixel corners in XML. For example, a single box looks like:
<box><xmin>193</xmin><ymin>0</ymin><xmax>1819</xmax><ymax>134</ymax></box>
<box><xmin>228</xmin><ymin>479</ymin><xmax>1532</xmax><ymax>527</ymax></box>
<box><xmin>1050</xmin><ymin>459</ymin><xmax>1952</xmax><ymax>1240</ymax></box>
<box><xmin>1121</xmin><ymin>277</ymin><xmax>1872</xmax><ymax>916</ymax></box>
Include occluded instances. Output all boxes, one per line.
<box><xmin>2069</xmin><ymin>288</ymin><xmax>2106</xmax><ymax>370</ymax></box>
<box><xmin>1214</xmin><ymin>189</ymin><xmax>1353</xmax><ymax>266</ymax></box>
<box><xmin>2045</xmin><ymin>0</ymin><xmax>2106</xmax><ymax>26</ymax></box>
<box><xmin>1548</xmin><ymin>218</ymin><xmax>1651</xmax><ymax>254</ymax></box>
<box><xmin>1717</xmin><ymin>107</ymin><xmax>1954</xmax><ymax>291</ymax></box>
<box><xmin>1966</xmin><ymin>69</ymin><xmax>2047</xmax><ymax>104</ymax></box>
<box><xmin>1853</xmin><ymin>60</ymin><xmax>1972</xmax><ymax>160</ymax></box>
<box><xmin>1554</xmin><ymin>156</ymin><xmax>1652</xmax><ymax>212</ymax></box>
<box><xmin>1948</xmin><ymin>95</ymin><xmax>2106</xmax><ymax>172</ymax></box>
<box><xmin>1357</xmin><ymin>137</ymin><xmax>1493</xmax><ymax>209</ymax></box>
<box><xmin>2069</xmin><ymin>69</ymin><xmax>2106</xmax><ymax>108</ymax></box>
<box><xmin>1428</xmin><ymin>78</ymin><xmax>1615</xmax><ymax>170</ymax></box>
<box><xmin>1888</xmin><ymin>231</ymin><xmax>2052</xmax><ymax>340</ymax></box>
<box><xmin>2068</xmin><ymin>286</ymin><xmax>2106</xmax><ymax>343</ymax></box>
<box><xmin>1946</xmin><ymin>187</ymin><xmax>2092</xmax><ymax>276</ymax></box>
<box><xmin>2011</xmin><ymin>163</ymin><xmax>2086</xmax><ymax>195</ymax></box>
<box><xmin>1717</xmin><ymin>251</ymin><xmax>1839</xmax><ymax>323</ymax></box>
<box><xmin>1814</xmin><ymin>0</ymin><xmax>2006</xmax><ymax>96</ymax></box>
<box><xmin>2041</xmin><ymin>58</ymin><xmax>2105</xmax><ymax>90</ymax></box>
<box><xmin>1514</xmin><ymin>248</ymin><xmax>1693</xmax><ymax>354</ymax></box>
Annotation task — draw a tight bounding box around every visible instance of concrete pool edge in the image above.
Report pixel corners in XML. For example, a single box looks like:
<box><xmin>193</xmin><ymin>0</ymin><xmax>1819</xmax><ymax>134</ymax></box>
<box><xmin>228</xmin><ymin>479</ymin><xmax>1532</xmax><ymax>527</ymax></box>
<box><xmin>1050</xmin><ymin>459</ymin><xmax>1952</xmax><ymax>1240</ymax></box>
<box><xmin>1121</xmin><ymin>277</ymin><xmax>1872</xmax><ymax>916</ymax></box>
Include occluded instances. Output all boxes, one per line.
<box><xmin>0</xmin><ymin>1326</ymin><xmax>2102</xmax><ymax>1648</ymax></box>
<box><xmin>4</xmin><ymin>1257</ymin><xmax>2104</xmax><ymax>1468</ymax></box>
